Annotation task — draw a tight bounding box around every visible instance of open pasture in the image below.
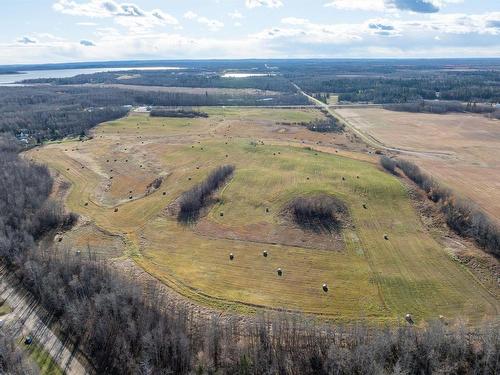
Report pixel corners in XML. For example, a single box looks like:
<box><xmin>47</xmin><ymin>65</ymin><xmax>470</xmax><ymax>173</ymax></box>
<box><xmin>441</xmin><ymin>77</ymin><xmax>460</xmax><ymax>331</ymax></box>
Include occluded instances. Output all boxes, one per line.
<box><xmin>28</xmin><ymin>107</ymin><xmax>499</xmax><ymax>323</ymax></box>
<box><xmin>336</xmin><ymin>108</ymin><xmax>500</xmax><ymax>224</ymax></box>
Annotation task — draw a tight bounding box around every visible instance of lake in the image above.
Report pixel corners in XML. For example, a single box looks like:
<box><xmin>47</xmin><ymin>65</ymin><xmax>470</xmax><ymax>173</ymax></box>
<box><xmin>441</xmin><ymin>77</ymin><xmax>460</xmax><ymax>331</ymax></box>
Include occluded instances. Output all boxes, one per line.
<box><xmin>0</xmin><ymin>66</ymin><xmax>182</xmax><ymax>85</ymax></box>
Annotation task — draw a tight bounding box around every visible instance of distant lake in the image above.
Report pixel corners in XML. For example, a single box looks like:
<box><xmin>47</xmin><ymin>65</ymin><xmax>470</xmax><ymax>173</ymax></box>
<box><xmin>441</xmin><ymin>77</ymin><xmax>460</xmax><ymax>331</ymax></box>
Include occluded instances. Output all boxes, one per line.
<box><xmin>0</xmin><ymin>66</ymin><xmax>182</xmax><ymax>85</ymax></box>
<box><xmin>222</xmin><ymin>73</ymin><xmax>274</xmax><ymax>78</ymax></box>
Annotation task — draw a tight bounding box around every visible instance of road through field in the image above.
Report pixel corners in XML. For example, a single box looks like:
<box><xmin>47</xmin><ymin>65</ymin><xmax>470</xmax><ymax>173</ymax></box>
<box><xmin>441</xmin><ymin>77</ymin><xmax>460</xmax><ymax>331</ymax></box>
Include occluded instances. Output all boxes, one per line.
<box><xmin>292</xmin><ymin>82</ymin><xmax>451</xmax><ymax>157</ymax></box>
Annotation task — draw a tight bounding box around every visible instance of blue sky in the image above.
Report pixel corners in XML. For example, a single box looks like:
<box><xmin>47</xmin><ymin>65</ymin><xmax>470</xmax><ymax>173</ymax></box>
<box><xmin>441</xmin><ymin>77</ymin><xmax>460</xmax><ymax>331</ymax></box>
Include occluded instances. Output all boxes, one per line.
<box><xmin>1</xmin><ymin>0</ymin><xmax>500</xmax><ymax>64</ymax></box>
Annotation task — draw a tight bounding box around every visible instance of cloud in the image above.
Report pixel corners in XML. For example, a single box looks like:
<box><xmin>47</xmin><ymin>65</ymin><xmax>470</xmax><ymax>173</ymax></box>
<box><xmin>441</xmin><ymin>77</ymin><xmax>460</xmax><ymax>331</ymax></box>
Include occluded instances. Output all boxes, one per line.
<box><xmin>17</xmin><ymin>36</ymin><xmax>37</xmax><ymax>44</ymax></box>
<box><xmin>325</xmin><ymin>0</ymin><xmax>461</xmax><ymax>13</ymax></box>
<box><xmin>228</xmin><ymin>10</ymin><xmax>244</xmax><ymax>19</ymax></box>
<box><xmin>77</xmin><ymin>22</ymin><xmax>98</xmax><ymax>26</ymax></box>
<box><xmin>245</xmin><ymin>0</ymin><xmax>283</xmax><ymax>9</ymax></box>
<box><xmin>53</xmin><ymin>0</ymin><xmax>179</xmax><ymax>29</ymax></box>
<box><xmin>324</xmin><ymin>0</ymin><xmax>384</xmax><ymax>11</ymax></box>
<box><xmin>183</xmin><ymin>11</ymin><xmax>224</xmax><ymax>31</ymax></box>
<box><xmin>80</xmin><ymin>39</ymin><xmax>95</xmax><ymax>46</ymax></box>
<box><xmin>369</xmin><ymin>23</ymin><xmax>395</xmax><ymax>31</ymax></box>
<box><xmin>487</xmin><ymin>20</ymin><xmax>500</xmax><ymax>29</ymax></box>
<box><xmin>388</xmin><ymin>0</ymin><xmax>439</xmax><ymax>13</ymax></box>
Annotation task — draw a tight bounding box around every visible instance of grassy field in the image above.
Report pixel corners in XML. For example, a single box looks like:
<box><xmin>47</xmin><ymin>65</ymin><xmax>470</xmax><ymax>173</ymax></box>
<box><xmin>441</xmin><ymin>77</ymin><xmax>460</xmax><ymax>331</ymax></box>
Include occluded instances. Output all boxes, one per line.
<box><xmin>28</xmin><ymin>107</ymin><xmax>499</xmax><ymax>324</ymax></box>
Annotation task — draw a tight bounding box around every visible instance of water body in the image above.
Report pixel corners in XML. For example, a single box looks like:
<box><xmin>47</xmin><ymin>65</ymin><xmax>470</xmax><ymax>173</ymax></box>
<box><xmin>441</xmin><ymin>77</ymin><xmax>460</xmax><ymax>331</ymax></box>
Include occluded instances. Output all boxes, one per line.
<box><xmin>0</xmin><ymin>66</ymin><xmax>182</xmax><ymax>85</ymax></box>
<box><xmin>222</xmin><ymin>73</ymin><xmax>274</xmax><ymax>78</ymax></box>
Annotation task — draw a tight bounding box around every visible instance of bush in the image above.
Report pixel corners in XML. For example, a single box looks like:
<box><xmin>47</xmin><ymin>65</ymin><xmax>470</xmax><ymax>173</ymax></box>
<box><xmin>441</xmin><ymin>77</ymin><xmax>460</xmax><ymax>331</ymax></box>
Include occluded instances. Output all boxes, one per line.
<box><xmin>289</xmin><ymin>195</ymin><xmax>348</xmax><ymax>232</ymax></box>
<box><xmin>150</xmin><ymin>108</ymin><xmax>209</xmax><ymax>118</ymax></box>
<box><xmin>178</xmin><ymin>165</ymin><xmax>235</xmax><ymax>222</ymax></box>
<box><xmin>380</xmin><ymin>156</ymin><xmax>397</xmax><ymax>174</ymax></box>
<box><xmin>397</xmin><ymin>158</ymin><xmax>499</xmax><ymax>256</ymax></box>
<box><xmin>305</xmin><ymin>118</ymin><xmax>343</xmax><ymax>133</ymax></box>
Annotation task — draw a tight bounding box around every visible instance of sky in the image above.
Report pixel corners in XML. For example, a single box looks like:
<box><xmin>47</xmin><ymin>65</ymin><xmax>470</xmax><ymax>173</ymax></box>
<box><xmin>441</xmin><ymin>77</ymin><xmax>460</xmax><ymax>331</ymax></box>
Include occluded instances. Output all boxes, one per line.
<box><xmin>1</xmin><ymin>0</ymin><xmax>500</xmax><ymax>64</ymax></box>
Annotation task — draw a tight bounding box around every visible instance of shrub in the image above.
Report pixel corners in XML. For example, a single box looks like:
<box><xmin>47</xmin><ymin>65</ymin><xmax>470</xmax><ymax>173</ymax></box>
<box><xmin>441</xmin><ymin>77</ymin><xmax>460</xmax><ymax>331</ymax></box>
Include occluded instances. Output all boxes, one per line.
<box><xmin>397</xmin><ymin>158</ymin><xmax>499</xmax><ymax>257</ymax></box>
<box><xmin>289</xmin><ymin>195</ymin><xmax>348</xmax><ymax>232</ymax></box>
<box><xmin>178</xmin><ymin>165</ymin><xmax>235</xmax><ymax>222</ymax></box>
<box><xmin>380</xmin><ymin>156</ymin><xmax>397</xmax><ymax>174</ymax></box>
<box><xmin>150</xmin><ymin>108</ymin><xmax>209</xmax><ymax>118</ymax></box>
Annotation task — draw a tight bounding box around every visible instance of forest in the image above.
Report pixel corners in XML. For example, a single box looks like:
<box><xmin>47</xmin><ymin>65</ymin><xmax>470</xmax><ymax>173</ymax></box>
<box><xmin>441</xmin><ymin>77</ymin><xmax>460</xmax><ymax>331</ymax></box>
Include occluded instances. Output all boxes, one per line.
<box><xmin>0</xmin><ymin>85</ymin><xmax>307</xmax><ymax>141</ymax></box>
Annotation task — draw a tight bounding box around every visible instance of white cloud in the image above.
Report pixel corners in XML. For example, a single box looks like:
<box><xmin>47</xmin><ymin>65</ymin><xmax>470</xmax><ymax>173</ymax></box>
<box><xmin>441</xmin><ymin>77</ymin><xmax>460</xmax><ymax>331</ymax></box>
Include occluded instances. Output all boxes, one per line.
<box><xmin>53</xmin><ymin>0</ymin><xmax>179</xmax><ymax>29</ymax></box>
<box><xmin>245</xmin><ymin>0</ymin><xmax>283</xmax><ymax>9</ymax></box>
<box><xmin>183</xmin><ymin>11</ymin><xmax>224</xmax><ymax>31</ymax></box>
<box><xmin>325</xmin><ymin>0</ymin><xmax>463</xmax><ymax>13</ymax></box>
<box><xmin>324</xmin><ymin>0</ymin><xmax>384</xmax><ymax>11</ymax></box>
<box><xmin>228</xmin><ymin>10</ymin><xmax>244</xmax><ymax>19</ymax></box>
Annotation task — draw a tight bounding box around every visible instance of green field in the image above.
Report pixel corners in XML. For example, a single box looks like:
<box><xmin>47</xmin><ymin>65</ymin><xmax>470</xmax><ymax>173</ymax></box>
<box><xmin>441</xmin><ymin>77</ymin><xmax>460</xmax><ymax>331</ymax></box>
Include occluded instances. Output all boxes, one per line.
<box><xmin>29</xmin><ymin>108</ymin><xmax>499</xmax><ymax>324</ymax></box>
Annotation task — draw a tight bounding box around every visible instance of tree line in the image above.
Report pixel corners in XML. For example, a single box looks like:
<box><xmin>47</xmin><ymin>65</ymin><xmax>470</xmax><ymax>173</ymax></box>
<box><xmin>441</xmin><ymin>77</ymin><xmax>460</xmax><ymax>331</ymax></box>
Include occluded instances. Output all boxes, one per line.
<box><xmin>381</xmin><ymin>156</ymin><xmax>500</xmax><ymax>257</ymax></box>
<box><xmin>178</xmin><ymin>165</ymin><xmax>235</xmax><ymax>223</ymax></box>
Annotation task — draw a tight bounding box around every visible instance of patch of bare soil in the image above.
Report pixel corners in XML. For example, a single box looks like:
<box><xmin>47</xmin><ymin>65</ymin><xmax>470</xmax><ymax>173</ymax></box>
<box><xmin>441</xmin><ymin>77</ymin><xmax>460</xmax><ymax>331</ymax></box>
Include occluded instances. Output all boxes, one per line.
<box><xmin>404</xmin><ymin>181</ymin><xmax>499</xmax><ymax>297</ymax></box>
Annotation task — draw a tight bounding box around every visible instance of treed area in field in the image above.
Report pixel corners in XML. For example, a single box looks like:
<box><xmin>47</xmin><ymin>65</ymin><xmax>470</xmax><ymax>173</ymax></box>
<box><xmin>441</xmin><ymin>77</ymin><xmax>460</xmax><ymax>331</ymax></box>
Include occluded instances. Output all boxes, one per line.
<box><xmin>27</xmin><ymin>107</ymin><xmax>498</xmax><ymax>323</ymax></box>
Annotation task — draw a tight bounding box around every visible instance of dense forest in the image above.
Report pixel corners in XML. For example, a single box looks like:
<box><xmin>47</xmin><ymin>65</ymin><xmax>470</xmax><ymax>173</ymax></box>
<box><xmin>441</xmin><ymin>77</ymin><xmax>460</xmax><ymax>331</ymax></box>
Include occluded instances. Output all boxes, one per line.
<box><xmin>277</xmin><ymin>59</ymin><xmax>500</xmax><ymax>103</ymax></box>
<box><xmin>0</xmin><ymin>86</ymin><xmax>307</xmax><ymax>141</ymax></box>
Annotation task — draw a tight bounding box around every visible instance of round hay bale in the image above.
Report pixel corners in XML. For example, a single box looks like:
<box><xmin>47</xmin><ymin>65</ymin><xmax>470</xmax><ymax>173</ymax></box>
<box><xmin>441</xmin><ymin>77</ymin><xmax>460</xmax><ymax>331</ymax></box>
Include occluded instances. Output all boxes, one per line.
<box><xmin>322</xmin><ymin>283</ymin><xmax>329</xmax><ymax>292</ymax></box>
<box><xmin>384</xmin><ymin>234</ymin><xmax>389</xmax><ymax>240</ymax></box>
<box><xmin>356</xmin><ymin>176</ymin><xmax>360</xmax><ymax>179</ymax></box>
<box><xmin>196</xmin><ymin>166</ymin><xmax>200</xmax><ymax>169</ymax></box>
<box><xmin>129</xmin><ymin>190</ymin><xmax>133</xmax><ymax>194</ymax></box>
<box><xmin>81</xmin><ymin>166</ymin><xmax>84</xmax><ymax>169</ymax></box>
<box><xmin>110</xmin><ymin>176</ymin><xmax>113</xmax><ymax>180</ymax></box>
<box><xmin>277</xmin><ymin>268</ymin><xmax>283</xmax><ymax>276</ymax></box>
<box><xmin>129</xmin><ymin>196</ymin><xmax>133</xmax><ymax>199</ymax></box>
<box><xmin>265</xmin><ymin>208</ymin><xmax>270</xmax><ymax>213</ymax></box>
<box><xmin>263</xmin><ymin>250</ymin><xmax>268</xmax><ymax>257</ymax></box>
<box><xmin>114</xmin><ymin>208</ymin><xmax>119</xmax><ymax>212</ymax></box>
<box><xmin>229</xmin><ymin>253</ymin><xmax>234</xmax><ymax>261</ymax></box>
<box><xmin>188</xmin><ymin>177</ymin><xmax>192</xmax><ymax>181</ymax></box>
<box><xmin>220</xmin><ymin>212</ymin><xmax>224</xmax><ymax>217</ymax></box>
<box><xmin>58</xmin><ymin>237</ymin><xmax>63</xmax><ymax>242</ymax></box>
<box><xmin>342</xmin><ymin>177</ymin><xmax>345</xmax><ymax>181</ymax></box>
<box><xmin>162</xmin><ymin>192</ymin><xmax>166</xmax><ymax>195</ymax></box>
<box><xmin>107</xmin><ymin>159</ymin><xmax>109</xmax><ymax>162</ymax></box>
<box><xmin>306</xmin><ymin>177</ymin><xmax>310</xmax><ymax>180</ymax></box>
<box><xmin>76</xmin><ymin>250</ymin><xmax>81</xmax><ymax>256</ymax></box>
<box><xmin>84</xmin><ymin>202</ymin><xmax>88</xmax><ymax>206</ymax></box>
<box><xmin>66</xmin><ymin>168</ymin><xmax>70</xmax><ymax>171</ymax></box>
<box><xmin>405</xmin><ymin>313</ymin><xmax>414</xmax><ymax>324</ymax></box>
<box><xmin>363</xmin><ymin>204</ymin><xmax>367</xmax><ymax>209</ymax></box>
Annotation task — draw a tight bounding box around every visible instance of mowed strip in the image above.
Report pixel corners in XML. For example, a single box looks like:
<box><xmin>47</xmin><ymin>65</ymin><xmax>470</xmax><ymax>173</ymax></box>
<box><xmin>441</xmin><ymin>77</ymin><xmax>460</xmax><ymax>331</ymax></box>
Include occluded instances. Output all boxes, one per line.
<box><xmin>28</xmin><ymin>109</ymin><xmax>499</xmax><ymax>324</ymax></box>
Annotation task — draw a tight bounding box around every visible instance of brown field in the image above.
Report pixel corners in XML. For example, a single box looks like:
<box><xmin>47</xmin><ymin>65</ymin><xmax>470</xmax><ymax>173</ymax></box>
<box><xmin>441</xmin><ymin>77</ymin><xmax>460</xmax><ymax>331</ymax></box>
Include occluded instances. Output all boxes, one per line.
<box><xmin>336</xmin><ymin>108</ymin><xmax>500</xmax><ymax>224</ymax></box>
